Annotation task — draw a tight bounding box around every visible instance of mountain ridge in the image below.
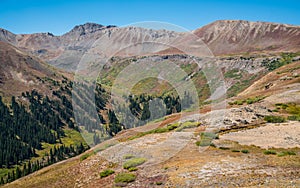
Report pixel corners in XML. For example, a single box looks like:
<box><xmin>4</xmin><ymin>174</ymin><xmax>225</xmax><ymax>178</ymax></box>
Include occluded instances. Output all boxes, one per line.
<box><xmin>1</xmin><ymin>20</ymin><xmax>299</xmax><ymax>37</ymax></box>
<box><xmin>0</xmin><ymin>19</ymin><xmax>299</xmax><ymax>70</ymax></box>
<box><xmin>193</xmin><ymin>20</ymin><xmax>300</xmax><ymax>55</ymax></box>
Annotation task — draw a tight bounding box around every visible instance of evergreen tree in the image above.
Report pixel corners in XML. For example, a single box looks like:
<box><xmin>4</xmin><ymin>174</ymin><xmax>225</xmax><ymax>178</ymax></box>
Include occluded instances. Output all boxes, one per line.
<box><xmin>0</xmin><ymin>177</ymin><xmax>4</xmax><ymax>185</ymax></box>
<box><xmin>93</xmin><ymin>133</ymin><xmax>101</xmax><ymax>145</ymax></box>
<box><xmin>16</xmin><ymin>166</ymin><xmax>21</xmax><ymax>179</ymax></box>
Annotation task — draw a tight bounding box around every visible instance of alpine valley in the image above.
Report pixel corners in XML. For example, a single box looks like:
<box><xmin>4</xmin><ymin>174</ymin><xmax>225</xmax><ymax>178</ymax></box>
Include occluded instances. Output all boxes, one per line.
<box><xmin>0</xmin><ymin>20</ymin><xmax>299</xmax><ymax>187</ymax></box>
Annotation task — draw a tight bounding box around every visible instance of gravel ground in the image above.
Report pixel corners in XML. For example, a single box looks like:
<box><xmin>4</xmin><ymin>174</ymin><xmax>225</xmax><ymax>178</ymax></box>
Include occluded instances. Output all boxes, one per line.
<box><xmin>220</xmin><ymin>121</ymin><xmax>300</xmax><ymax>149</ymax></box>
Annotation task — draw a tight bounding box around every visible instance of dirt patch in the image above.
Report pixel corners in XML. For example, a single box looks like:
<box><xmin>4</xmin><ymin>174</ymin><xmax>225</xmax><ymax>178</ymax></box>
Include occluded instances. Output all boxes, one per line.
<box><xmin>220</xmin><ymin>121</ymin><xmax>300</xmax><ymax>149</ymax></box>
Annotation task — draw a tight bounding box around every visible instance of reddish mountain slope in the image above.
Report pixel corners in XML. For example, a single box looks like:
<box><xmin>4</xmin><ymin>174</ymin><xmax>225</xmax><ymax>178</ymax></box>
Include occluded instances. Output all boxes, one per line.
<box><xmin>194</xmin><ymin>20</ymin><xmax>300</xmax><ymax>55</ymax></box>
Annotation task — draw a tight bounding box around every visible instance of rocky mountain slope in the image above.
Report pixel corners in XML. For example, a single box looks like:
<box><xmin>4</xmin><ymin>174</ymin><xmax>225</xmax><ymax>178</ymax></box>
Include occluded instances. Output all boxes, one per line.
<box><xmin>3</xmin><ymin>61</ymin><xmax>299</xmax><ymax>188</ymax></box>
<box><xmin>1</xmin><ymin>20</ymin><xmax>299</xmax><ymax>71</ymax></box>
<box><xmin>194</xmin><ymin>20</ymin><xmax>300</xmax><ymax>55</ymax></box>
<box><xmin>0</xmin><ymin>23</ymin><xmax>183</xmax><ymax>70</ymax></box>
<box><xmin>0</xmin><ymin>41</ymin><xmax>68</xmax><ymax>97</ymax></box>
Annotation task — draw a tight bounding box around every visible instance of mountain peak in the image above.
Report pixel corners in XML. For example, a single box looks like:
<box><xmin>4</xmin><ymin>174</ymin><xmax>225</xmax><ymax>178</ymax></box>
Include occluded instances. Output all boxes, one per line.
<box><xmin>73</xmin><ymin>22</ymin><xmax>104</xmax><ymax>30</ymax></box>
<box><xmin>66</xmin><ymin>22</ymin><xmax>116</xmax><ymax>36</ymax></box>
<box><xmin>193</xmin><ymin>19</ymin><xmax>300</xmax><ymax>55</ymax></box>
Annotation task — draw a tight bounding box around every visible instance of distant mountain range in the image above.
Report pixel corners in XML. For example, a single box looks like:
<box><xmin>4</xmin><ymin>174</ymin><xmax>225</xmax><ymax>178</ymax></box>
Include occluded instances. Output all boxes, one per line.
<box><xmin>0</xmin><ymin>20</ymin><xmax>299</xmax><ymax>71</ymax></box>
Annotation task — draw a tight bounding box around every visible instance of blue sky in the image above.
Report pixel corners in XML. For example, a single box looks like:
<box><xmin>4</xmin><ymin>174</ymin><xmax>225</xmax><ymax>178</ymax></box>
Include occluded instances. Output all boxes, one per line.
<box><xmin>1</xmin><ymin>0</ymin><xmax>300</xmax><ymax>35</ymax></box>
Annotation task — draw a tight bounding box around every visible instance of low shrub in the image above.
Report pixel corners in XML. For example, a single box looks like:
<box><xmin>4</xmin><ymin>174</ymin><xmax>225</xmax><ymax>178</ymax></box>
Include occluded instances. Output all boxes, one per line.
<box><xmin>114</xmin><ymin>173</ymin><xmax>136</xmax><ymax>183</ymax></box>
<box><xmin>200</xmin><ymin>132</ymin><xmax>218</xmax><ymax>139</ymax></box>
<box><xmin>201</xmin><ymin>139</ymin><xmax>213</xmax><ymax>146</ymax></box>
<box><xmin>275</xmin><ymin>103</ymin><xmax>288</xmax><ymax>109</ymax></box>
<box><xmin>123</xmin><ymin>157</ymin><xmax>147</xmax><ymax>169</ymax></box>
<box><xmin>263</xmin><ymin>150</ymin><xmax>277</xmax><ymax>155</ymax></box>
<box><xmin>261</xmin><ymin>54</ymin><xmax>293</xmax><ymax>71</ymax></box>
<box><xmin>196</xmin><ymin>140</ymin><xmax>211</xmax><ymax>147</ymax></box>
<box><xmin>166</xmin><ymin>123</ymin><xmax>180</xmax><ymax>131</ymax></box>
<box><xmin>175</xmin><ymin>121</ymin><xmax>200</xmax><ymax>132</ymax></box>
<box><xmin>288</xmin><ymin>115</ymin><xmax>300</xmax><ymax>121</ymax></box>
<box><xmin>128</xmin><ymin>167</ymin><xmax>138</xmax><ymax>172</ymax></box>
<box><xmin>123</xmin><ymin>154</ymin><xmax>135</xmax><ymax>160</ymax></box>
<box><xmin>275</xmin><ymin>103</ymin><xmax>300</xmax><ymax>119</ymax></box>
<box><xmin>241</xmin><ymin>149</ymin><xmax>249</xmax><ymax>154</ymax></box>
<box><xmin>196</xmin><ymin>132</ymin><xmax>218</xmax><ymax>147</ymax></box>
<box><xmin>219</xmin><ymin>147</ymin><xmax>230</xmax><ymax>150</ymax></box>
<box><xmin>156</xmin><ymin>182</ymin><xmax>163</xmax><ymax>185</ymax></box>
<box><xmin>246</xmin><ymin>96</ymin><xmax>265</xmax><ymax>104</ymax></box>
<box><xmin>231</xmin><ymin>149</ymin><xmax>240</xmax><ymax>152</ymax></box>
<box><xmin>224</xmin><ymin>69</ymin><xmax>242</xmax><ymax>79</ymax></box>
<box><xmin>153</xmin><ymin>127</ymin><xmax>168</xmax><ymax>133</ymax></box>
<box><xmin>195</xmin><ymin>141</ymin><xmax>201</xmax><ymax>146</ymax></box>
<box><xmin>264</xmin><ymin>116</ymin><xmax>286</xmax><ymax>123</ymax></box>
<box><xmin>234</xmin><ymin>100</ymin><xmax>244</xmax><ymax>105</ymax></box>
<box><xmin>100</xmin><ymin>169</ymin><xmax>115</xmax><ymax>178</ymax></box>
<box><xmin>285</xmin><ymin>103</ymin><xmax>300</xmax><ymax>114</ymax></box>
<box><xmin>229</xmin><ymin>96</ymin><xmax>265</xmax><ymax>105</ymax></box>
<box><xmin>80</xmin><ymin>152</ymin><xmax>94</xmax><ymax>161</ymax></box>
<box><xmin>277</xmin><ymin>151</ymin><xmax>296</xmax><ymax>157</ymax></box>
